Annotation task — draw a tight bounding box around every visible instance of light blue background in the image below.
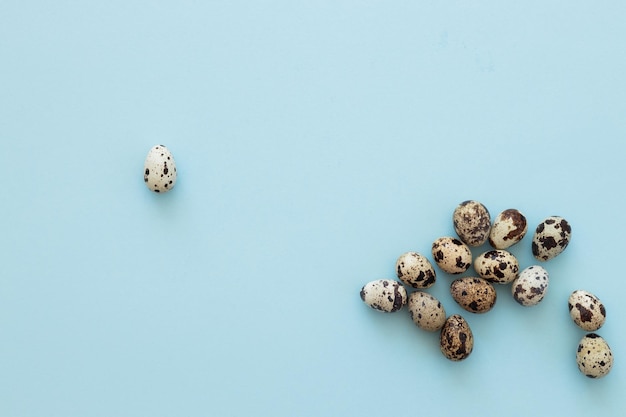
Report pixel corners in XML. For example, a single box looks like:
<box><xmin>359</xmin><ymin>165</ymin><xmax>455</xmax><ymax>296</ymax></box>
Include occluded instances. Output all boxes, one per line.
<box><xmin>1</xmin><ymin>1</ymin><xmax>624</xmax><ymax>416</ymax></box>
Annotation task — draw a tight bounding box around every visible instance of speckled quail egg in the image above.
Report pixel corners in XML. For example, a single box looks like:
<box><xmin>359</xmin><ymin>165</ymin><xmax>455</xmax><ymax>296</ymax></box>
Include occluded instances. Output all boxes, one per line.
<box><xmin>440</xmin><ymin>314</ymin><xmax>473</xmax><ymax>361</ymax></box>
<box><xmin>450</xmin><ymin>277</ymin><xmax>497</xmax><ymax>314</ymax></box>
<box><xmin>568</xmin><ymin>290</ymin><xmax>606</xmax><ymax>331</ymax></box>
<box><xmin>511</xmin><ymin>265</ymin><xmax>549</xmax><ymax>307</ymax></box>
<box><xmin>489</xmin><ymin>209</ymin><xmax>528</xmax><ymax>249</ymax></box>
<box><xmin>532</xmin><ymin>216</ymin><xmax>571</xmax><ymax>261</ymax></box>
<box><xmin>395</xmin><ymin>252</ymin><xmax>436</xmax><ymax>289</ymax></box>
<box><xmin>360</xmin><ymin>279</ymin><xmax>407</xmax><ymax>313</ymax></box>
<box><xmin>431</xmin><ymin>237</ymin><xmax>472</xmax><ymax>274</ymax></box>
<box><xmin>144</xmin><ymin>145</ymin><xmax>177</xmax><ymax>193</ymax></box>
<box><xmin>576</xmin><ymin>333</ymin><xmax>613</xmax><ymax>378</ymax></box>
<box><xmin>408</xmin><ymin>291</ymin><xmax>446</xmax><ymax>331</ymax></box>
<box><xmin>474</xmin><ymin>250</ymin><xmax>519</xmax><ymax>284</ymax></box>
<box><xmin>453</xmin><ymin>200</ymin><xmax>491</xmax><ymax>247</ymax></box>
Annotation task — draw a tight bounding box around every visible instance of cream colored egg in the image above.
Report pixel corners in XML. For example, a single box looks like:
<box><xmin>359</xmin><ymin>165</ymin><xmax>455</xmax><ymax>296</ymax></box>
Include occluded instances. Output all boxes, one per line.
<box><xmin>474</xmin><ymin>250</ymin><xmax>519</xmax><ymax>284</ymax></box>
<box><xmin>511</xmin><ymin>265</ymin><xmax>549</xmax><ymax>307</ymax></box>
<box><xmin>395</xmin><ymin>252</ymin><xmax>436</xmax><ymax>289</ymax></box>
<box><xmin>431</xmin><ymin>237</ymin><xmax>472</xmax><ymax>274</ymax></box>
<box><xmin>576</xmin><ymin>334</ymin><xmax>613</xmax><ymax>378</ymax></box>
<box><xmin>532</xmin><ymin>216</ymin><xmax>571</xmax><ymax>261</ymax></box>
<box><xmin>408</xmin><ymin>291</ymin><xmax>446</xmax><ymax>331</ymax></box>
<box><xmin>144</xmin><ymin>145</ymin><xmax>177</xmax><ymax>193</ymax></box>
<box><xmin>360</xmin><ymin>279</ymin><xmax>407</xmax><ymax>313</ymax></box>
<box><xmin>568</xmin><ymin>290</ymin><xmax>606</xmax><ymax>331</ymax></box>
<box><xmin>489</xmin><ymin>209</ymin><xmax>527</xmax><ymax>249</ymax></box>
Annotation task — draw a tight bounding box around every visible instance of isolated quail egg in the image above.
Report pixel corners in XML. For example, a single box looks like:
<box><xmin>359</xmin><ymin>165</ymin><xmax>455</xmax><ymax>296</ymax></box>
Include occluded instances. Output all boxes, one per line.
<box><xmin>144</xmin><ymin>145</ymin><xmax>177</xmax><ymax>193</ymax></box>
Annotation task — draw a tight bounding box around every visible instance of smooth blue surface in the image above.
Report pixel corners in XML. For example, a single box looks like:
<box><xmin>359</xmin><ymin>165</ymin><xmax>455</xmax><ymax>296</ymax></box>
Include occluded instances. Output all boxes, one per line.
<box><xmin>1</xmin><ymin>1</ymin><xmax>624</xmax><ymax>416</ymax></box>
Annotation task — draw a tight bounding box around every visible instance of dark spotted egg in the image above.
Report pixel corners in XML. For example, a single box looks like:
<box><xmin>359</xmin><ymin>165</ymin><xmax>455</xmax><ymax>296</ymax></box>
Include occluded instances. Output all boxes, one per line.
<box><xmin>489</xmin><ymin>209</ymin><xmax>527</xmax><ymax>249</ymax></box>
<box><xmin>474</xmin><ymin>250</ymin><xmax>519</xmax><ymax>284</ymax></box>
<box><xmin>532</xmin><ymin>216</ymin><xmax>571</xmax><ymax>261</ymax></box>
<box><xmin>576</xmin><ymin>333</ymin><xmax>613</xmax><ymax>378</ymax></box>
<box><xmin>453</xmin><ymin>200</ymin><xmax>491</xmax><ymax>247</ymax></box>
<box><xmin>440</xmin><ymin>314</ymin><xmax>473</xmax><ymax>361</ymax></box>
<box><xmin>450</xmin><ymin>277</ymin><xmax>497</xmax><ymax>314</ymax></box>
<box><xmin>395</xmin><ymin>252</ymin><xmax>436</xmax><ymax>289</ymax></box>
<box><xmin>360</xmin><ymin>279</ymin><xmax>407</xmax><ymax>313</ymax></box>
<box><xmin>431</xmin><ymin>237</ymin><xmax>472</xmax><ymax>274</ymax></box>
<box><xmin>144</xmin><ymin>145</ymin><xmax>177</xmax><ymax>193</ymax></box>
<box><xmin>568</xmin><ymin>290</ymin><xmax>606</xmax><ymax>331</ymax></box>
<box><xmin>511</xmin><ymin>265</ymin><xmax>549</xmax><ymax>307</ymax></box>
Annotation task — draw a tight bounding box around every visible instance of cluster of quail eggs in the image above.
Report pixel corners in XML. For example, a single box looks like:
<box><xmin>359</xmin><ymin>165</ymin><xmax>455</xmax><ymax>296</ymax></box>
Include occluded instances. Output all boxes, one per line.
<box><xmin>360</xmin><ymin>200</ymin><xmax>613</xmax><ymax>378</ymax></box>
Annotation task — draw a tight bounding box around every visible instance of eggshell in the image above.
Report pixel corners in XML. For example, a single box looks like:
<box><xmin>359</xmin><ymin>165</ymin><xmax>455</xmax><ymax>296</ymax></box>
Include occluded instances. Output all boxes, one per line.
<box><xmin>489</xmin><ymin>209</ymin><xmax>527</xmax><ymax>249</ymax></box>
<box><xmin>431</xmin><ymin>237</ymin><xmax>472</xmax><ymax>274</ymax></box>
<box><xmin>144</xmin><ymin>145</ymin><xmax>177</xmax><ymax>193</ymax></box>
<box><xmin>440</xmin><ymin>314</ymin><xmax>473</xmax><ymax>361</ymax></box>
<box><xmin>474</xmin><ymin>250</ymin><xmax>519</xmax><ymax>284</ymax></box>
<box><xmin>568</xmin><ymin>290</ymin><xmax>606</xmax><ymax>331</ymax></box>
<box><xmin>576</xmin><ymin>333</ymin><xmax>613</xmax><ymax>378</ymax></box>
<box><xmin>532</xmin><ymin>216</ymin><xmax>571</xmax><ymax>261</ymax></box>
<box><xmin>395</xmin><ymin>252</ymin><xmax>436</xmax><ymax>289</ymax></box>
<box><xmin>453</xmin><ymin>200</ymin><xmax>491</xmax><ymax>247</ymax></box>
<box><xmin>408</xmin><ymin>291</ymin><xmax>446</xmax><ymax>331</ymax></box>
<box><xmin>450</xmin><ymin>277</ymin><xmax>497</xmax><ymax>314</ymax></box>
<box><xmin>511</xmin><ymin>265</ymin><xmax>549</xmax><ymax>306</ymax></box>
<box><xmin>360</xmin><ymin>279</ymin><xmax>407</xmax><ymax>313</ymax></box>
